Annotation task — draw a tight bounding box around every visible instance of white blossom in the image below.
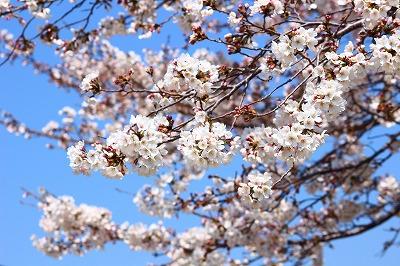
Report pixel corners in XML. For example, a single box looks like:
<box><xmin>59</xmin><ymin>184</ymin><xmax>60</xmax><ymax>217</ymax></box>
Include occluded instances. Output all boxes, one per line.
<box><xmin>160</xmin><ymin>53</ymin><xmax>219</xmax><ymax>98</ymax></box>
<box><xmin>80</xmin><ymin>71</ymin><xmax>100</xmax><ymax>92</ymax></box>
<box><xmin>106</xmin><ymin>114</ymin><xmax>169</xmax><ymax>176</ymax></box>
<box><xmin>249</xmin><ymin>0</ymin><xmax>284</xmax><ymax>16</ymax></box>
<box><xmin>238</xmin><ymin>170</ymin><xmax>273</xmax><ymax>206</ymax></box>
<box><xmin>378</xmin><ymin>175</ymin><xmax>400</xmax><ymax>202</ymax></box>
<box><xmin>178</xmin><ymin>112</ymin><xmax>239</xmax><ymax>169</ymax></box>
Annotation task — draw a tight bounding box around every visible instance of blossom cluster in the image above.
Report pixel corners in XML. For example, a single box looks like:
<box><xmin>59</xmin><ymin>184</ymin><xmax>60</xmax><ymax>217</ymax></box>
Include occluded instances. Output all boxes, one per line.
<box><xmin>157</xmin><ymin>53</ymin><xmax>219</xmax><ymax>98</ymax></box>
<box><xmin>80</xmin><ymin>71</ymin><xmax>100</xmax><ymax>92</ymax></box>
<box><xmin>119</xmin><ymin>222</ymin><xmax>171</xmax><ymax>252</ymax></box>
<box><xmin>238</xmin><ymin>170</ymin><xmax>273</xmax><ymax>207</ymax></box>
<box><xmin>32</xmin><ymin>193</ymin><xmax>117</xmax><ymax>258</ymax></box>
<box><xmin>270</xmin><ymin>27</ymin><xmax>318</xmax><ymax>69</ymax></box>
<box><xmin>370</xmin><ymin>31</ymin><xmax>400</xmax><ymax>75</ymax></box>
<box><xmin>31</xmin><ymin>191</ymin><xmax>171</xmax><ymax>258</ymax></box>
<box><xmin>98</xmin><ymin>16</ymin><xmax>127</xmax><ymax>37</ymax></box>
<box><xmin>67</xmin><ymin>115</ymin><xmax>169</xmax><ymax>177</ymax></box>
<box><xmin>117</xmin><ymin>0</ymin><xmax>156</xmax><ymax>39</ymax></box>
<box><xmin>378</xmin><ymin>175</ymin><xmax>400</xmax><ymax>203</ymax></box>
<box><xmin>249</xmin><ymin>0</ymin><xmax>285</xmax><ymax>16</ymax></box>
<box><xmin>349</xmin><ymin>0</ymin><xmax>400</xmax><ymax>29</ymax></box>
<box><xmin>26</xmin><ymin>0</ymin><xmax>51</xmax><ymax>19</ymax></box>
<box><xmin>134</xmin><ymin>185</ymin><xmax>176</xmax><ymax>218</ymax></box>
<box><xmin>0</xmin><ymin>0</ymin><xmax>10</xmax><ymax>12</ymax></box>
<box><xmin>324</xmin><ymin>41</ymin><xmax>367</xmax><ymax>84</ymax></box>
<box><xmin>168</xmin><ymin>0</ymin><xmax>214</xmax><ymax>33</ymax></box>
<box><xmin>241</xmin><ymin>99</ymin><xmax>328</xmax><ymax>166</ymax></box>
<box><xmin>178</xmin><ymin>112</ymin><xmax>240</xmax><ymax>170</ymax></box>
<box><xmin>167</xmin><ymin>227</ymin><xmax>226</xmax><ymax>266</ymax></box>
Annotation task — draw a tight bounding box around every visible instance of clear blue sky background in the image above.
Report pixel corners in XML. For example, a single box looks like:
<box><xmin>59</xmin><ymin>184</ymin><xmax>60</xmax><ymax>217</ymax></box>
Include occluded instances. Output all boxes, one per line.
<box><xmin>1</xmin><ymin>6</ymin><xmax>400</xmax><ymax>266</ymax></box>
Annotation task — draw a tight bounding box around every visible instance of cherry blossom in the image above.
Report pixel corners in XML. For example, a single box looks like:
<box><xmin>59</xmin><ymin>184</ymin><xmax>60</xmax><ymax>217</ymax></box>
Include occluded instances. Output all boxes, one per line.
<box><xmin>2</xmin><ymin>0</ymin><xmax>400</xmax><ymax>264</ymax></box>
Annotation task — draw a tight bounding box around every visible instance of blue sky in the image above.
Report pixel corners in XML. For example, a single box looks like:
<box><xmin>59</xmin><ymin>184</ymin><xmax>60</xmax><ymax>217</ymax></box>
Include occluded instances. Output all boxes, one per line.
<box><xmin>1</xmin><ymin>5</ymin><xmax>400</xmax><ymax>266</ymax></box>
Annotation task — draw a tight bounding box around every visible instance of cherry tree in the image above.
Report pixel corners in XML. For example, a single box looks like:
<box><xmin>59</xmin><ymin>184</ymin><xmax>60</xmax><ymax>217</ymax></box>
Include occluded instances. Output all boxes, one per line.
<box><xmin>1</xmin><ymin>0</ymin><xmax>400</xmax><ymax>265</ymax></box>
